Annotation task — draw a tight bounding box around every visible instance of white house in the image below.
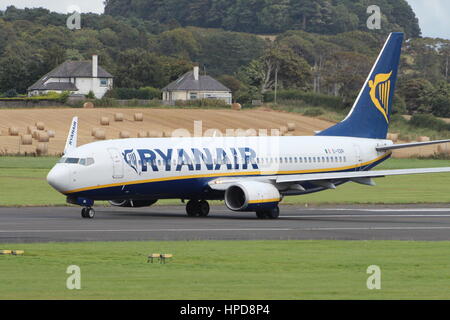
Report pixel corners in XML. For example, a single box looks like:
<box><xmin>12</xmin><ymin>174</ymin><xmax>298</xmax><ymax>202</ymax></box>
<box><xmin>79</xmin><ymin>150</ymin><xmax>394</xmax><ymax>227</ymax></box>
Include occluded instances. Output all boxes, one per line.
<box><xmin>162</xmin><ymin>66</ymin><xmax>232</xmax><ymax>104</ymax></box>
<box><xmin>28</xmin><ymin>55</ymin><xmax>113</xmax><ymax>98</ymax></box>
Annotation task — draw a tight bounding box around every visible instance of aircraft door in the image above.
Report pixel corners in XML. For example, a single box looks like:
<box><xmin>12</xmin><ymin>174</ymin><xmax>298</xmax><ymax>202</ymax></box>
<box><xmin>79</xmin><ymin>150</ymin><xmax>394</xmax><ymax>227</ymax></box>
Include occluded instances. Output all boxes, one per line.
<box><xmin>354</xmin><ymin>144</ymin><xmax>363</xmax><ymax>171</ymax></box>
<box><xmin>108</xmin><ymin>148</ymin><xmax>124</xmax><ymax>179</ymax></box>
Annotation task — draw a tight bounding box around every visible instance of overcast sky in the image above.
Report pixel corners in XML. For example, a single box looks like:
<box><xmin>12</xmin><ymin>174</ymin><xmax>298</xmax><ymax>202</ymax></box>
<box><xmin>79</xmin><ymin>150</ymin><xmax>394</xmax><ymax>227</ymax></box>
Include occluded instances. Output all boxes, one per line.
<box><xmin>0</xmin><ymin>0</ymin><xmax>449</xmax><ymax>39</ymax></box>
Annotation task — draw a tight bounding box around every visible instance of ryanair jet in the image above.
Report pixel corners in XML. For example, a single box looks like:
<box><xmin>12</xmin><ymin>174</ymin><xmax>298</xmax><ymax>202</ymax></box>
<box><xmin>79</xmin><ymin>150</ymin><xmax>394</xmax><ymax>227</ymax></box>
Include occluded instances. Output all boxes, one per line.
<box><xmin>47</xmin><ymin>32</ymin><xmax>450</xmax><ymax>219</ymax></box>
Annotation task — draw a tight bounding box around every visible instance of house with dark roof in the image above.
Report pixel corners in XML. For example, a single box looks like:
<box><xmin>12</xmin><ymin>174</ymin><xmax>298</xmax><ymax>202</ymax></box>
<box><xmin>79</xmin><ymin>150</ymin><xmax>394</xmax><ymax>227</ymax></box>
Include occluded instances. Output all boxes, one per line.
<box><xmin>28</xmin><ymin>55</ymin><xmax>113</xmax><ymax>98</ymax></box>
<box><xmin>162</xmin><ymin>66</ymin><xmax>232</xmax><ymax>104</ymax></box>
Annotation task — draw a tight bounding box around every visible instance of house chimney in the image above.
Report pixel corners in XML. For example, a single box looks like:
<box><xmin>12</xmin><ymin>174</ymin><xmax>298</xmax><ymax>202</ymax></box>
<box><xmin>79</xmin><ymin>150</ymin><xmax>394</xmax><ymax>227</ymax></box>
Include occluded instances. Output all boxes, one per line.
<box><xmin>92</xmin><ymin>54</ymin><xmax>98</xmax><ymax>78</ymax></box>
<box><xmin>193</xmin><ymin>66</ymin><xmax>199</xmax><ymax>81</ymax></box>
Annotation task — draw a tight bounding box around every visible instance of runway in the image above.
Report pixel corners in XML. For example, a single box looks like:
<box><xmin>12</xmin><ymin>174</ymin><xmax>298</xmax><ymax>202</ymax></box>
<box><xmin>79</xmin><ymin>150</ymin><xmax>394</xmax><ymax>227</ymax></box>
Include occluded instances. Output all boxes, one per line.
<box><xmin>1</xmin><ymin>205</ymin><xmax>450</xmax><ymax>243</ymax></box>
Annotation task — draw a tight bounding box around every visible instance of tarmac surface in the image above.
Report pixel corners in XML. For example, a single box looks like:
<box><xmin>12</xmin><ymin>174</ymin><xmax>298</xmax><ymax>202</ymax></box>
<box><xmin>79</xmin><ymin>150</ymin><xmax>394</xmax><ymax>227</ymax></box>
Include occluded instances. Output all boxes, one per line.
<box><xmin>1</xmin><ymin>205</ymin><xmax>450</xmax><ymax>243</ymax></box>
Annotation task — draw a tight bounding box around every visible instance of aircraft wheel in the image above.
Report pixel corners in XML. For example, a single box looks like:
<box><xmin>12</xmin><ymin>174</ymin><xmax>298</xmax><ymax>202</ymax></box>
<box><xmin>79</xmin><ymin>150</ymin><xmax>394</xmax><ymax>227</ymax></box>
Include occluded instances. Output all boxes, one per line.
<box><xmin>81</xmin><ymin>207</ymin><xmax>95</xmax><ymax>219</ymax></box>
<box><xmin>255</xmin><ymin>211</ymin><xmax>267</xmax><ymax>219</ymax></box>
<box><xmin>198</xmin><ymin>200</ymin><xmax>210</xmax><ymax>217</ymax></box>
<box><xmin>186</xmin><ymin>200</ymin><xmax>200</xmax><ymax>217</ymax></box>
<box><xmin>267</xmin><ymin>206</ymin><xmax>280</xmax><ymax>219</ymax></box>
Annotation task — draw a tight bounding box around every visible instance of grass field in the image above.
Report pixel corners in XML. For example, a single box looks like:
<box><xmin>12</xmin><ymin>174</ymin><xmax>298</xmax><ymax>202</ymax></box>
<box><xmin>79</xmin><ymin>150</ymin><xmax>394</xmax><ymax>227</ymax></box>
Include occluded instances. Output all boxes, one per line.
<box><xmin>0</xmin><ymin>156</ymin><xmax>449</xmax><ymax>206</ymax></box>
<box><xmin>0</xmin><ymin>240</ymin><xmax>449</xmax><ymax>299</ymax></box>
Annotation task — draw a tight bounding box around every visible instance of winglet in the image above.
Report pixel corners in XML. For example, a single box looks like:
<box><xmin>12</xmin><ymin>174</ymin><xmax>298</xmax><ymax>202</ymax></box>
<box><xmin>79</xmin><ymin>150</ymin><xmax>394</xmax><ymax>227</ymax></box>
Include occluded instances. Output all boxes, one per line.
<box><xmin>64</xmin><ymin>117</ymin><xmax>78</xmax><ymax>154</ymax></box>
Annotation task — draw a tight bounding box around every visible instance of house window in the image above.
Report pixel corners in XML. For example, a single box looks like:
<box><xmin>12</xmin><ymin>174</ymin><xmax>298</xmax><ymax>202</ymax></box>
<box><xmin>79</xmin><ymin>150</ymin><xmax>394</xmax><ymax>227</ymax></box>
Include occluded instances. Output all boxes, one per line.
<box><xmin>100</xmin><ymin>78</ymin><xmax>108</xmax><ymax>87</ymax></box>
<box><xmin>190</xmin><ymin>92</ymin><xmax>198</xmax><ymax>100</ymax></box>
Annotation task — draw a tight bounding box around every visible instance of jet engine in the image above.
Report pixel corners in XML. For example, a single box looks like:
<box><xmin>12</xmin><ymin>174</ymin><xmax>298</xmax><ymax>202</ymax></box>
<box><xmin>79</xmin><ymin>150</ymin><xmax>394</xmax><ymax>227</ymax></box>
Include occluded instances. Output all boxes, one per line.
<box><xmin>224</xmin><ymin>181</ymin><xmax>280</xmax><ymax>212</ymax></box>
<box><xmin>108</xmin><ymin>199</ymin><xmax>158</xmax><ymax>208</ymax></box>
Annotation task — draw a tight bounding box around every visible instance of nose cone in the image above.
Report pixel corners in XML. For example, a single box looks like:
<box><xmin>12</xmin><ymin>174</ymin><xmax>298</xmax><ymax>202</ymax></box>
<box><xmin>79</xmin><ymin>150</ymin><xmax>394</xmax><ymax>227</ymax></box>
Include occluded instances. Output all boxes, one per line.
<box><xmin>47</xmin><ymin>166</ymin><xmax>70</xmax><ymax>193</ymax></box>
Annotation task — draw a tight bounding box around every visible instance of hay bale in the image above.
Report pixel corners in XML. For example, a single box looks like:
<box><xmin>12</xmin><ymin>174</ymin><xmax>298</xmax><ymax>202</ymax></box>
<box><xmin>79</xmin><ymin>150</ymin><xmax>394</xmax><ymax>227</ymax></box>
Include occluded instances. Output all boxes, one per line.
<box><xmin>280</xmin><ymin>126</ymin><xmax>288</xmax><ymax>135</ymax></box>
<box><xmin>100</xmin><ymin>117</ymin><xmax>110</xmax><ymax>126</ymax></box>
<box><xmin>114</xmin><ymin>113</ymin><xmax>124</xmax><ymax>122</ymax></box>
<box><xmin>137</xmin><ymin>131</ymin><xmax>148</xmax><ymax>138</ymax></box>
<box><xmin>37</xmin><ymin>132</ymin><xmax>49</xmax><ymax>142</ymax></box>
<box><xmin>438</xmin><ymin>145</ymin><xmax>450</xmax><ymax>155</ymax></box>
<box><xmin>119</xmin><ymin>131</ymin><xmax>130</xmax><ymax>139</ymax></box>
<box><xmin>83</xmin><ymin>102</ymin><xmax>94</xmax><ymax>109</ymax></box>
<box><xmin>31</xmin><ymin>129</ymin><xmax>39</xmax><ymax>139</ymax></box>
<box><xmin>245</xmin><ymin>129</ymin><xmax>257</xmax><ymax>136</ymax></box>
<box><xmin>47</xmin><ymin>130</ymin><xmax>55</xmax><ymax>138</ymax></box>
<box><xmin>8</xmin><ymin>127</ymin><xmax>19</xmax><ymax>136</ymax></box>
<box><xmin>134</xmin><ymin>113</ymin><xmax>144</xmax><ymax>121</ymax></box>
<box><xmin>287</xmin><ymin>122</ymin><xmax>296</xmax><ymax>132</ymax></box>
<box><xmin>387</xmin><ymin>133</ymin><xmax>399</xmax><ymax>142</ymax></box>
<box><xmin>36</xmin><ymin>143</ymin><xmax>48</xmax><ymax>156</ymax></box>
<box><xmin>231</xmin><ymin>103</ymin><xmax>242</xmax><ymax>110</ymax></box>
<box><xmin>419</xmin><ymin>136</ymin><xmax>430</xmax><ymax>142</ymax></box>
<box><xmin>35</xmin><ymin>122</ymin><xmax>45</xmax><ymax>130</ymax></box>
<box><xmin>91</xmin><ymin>127</ymin><xmax>99</xmax><ymax>136</ymax></box>
<box><xmin>21</xmin><ymin>134</ymin><xmax>32</xmax><ymax>145</ymax></box>
<box><xmin>94</xmin><ymin>129</ymin><xmax>106</xmax><ymax>140</ymax></box>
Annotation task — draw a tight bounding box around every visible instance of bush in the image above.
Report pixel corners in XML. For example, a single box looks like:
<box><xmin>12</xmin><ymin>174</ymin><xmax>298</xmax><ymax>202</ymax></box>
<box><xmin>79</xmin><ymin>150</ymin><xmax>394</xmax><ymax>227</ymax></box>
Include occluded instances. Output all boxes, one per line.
<box><xmin>174</xmin><ymin>99</ymin><xmax>229</xmax><ymax>108</ymax></box>
<box><xmin>105</xmin><ymin>87</ymin><xmax>162</xmax><ymax>100</ymax></box>
<box><xmin>264</xmin><ymin>90</ymin><xmax>347</xmax><ymax>111</ymax></box>
<box><xmin>4</xmin><ymin>89</ymin><xmax>18</xmax><ymax>98</ymax></box>
<box><xmin>409</xmin><ymin>114</ymin><xmax>450</xmax><ymax>131</ymax></box>
<box><xmin>85</xmin><ymin>91</ymin><xmax>95</xmax><ymax>99</ymax></box>
<box><xmin>302</xmin><ymin>108</ymin><xmax>324</xmax><ymax>117</ymax></box>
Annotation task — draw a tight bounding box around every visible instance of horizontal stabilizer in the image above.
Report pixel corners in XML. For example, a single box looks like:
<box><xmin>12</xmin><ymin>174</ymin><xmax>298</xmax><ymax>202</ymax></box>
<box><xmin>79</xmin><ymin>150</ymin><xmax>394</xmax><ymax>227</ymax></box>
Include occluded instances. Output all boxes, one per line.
<box><xmin>376</xmin><ymin>139</ymin><xmax>450</xmax><ymax>151</ymax></box>
<box><xmin>276</xmin><ymin>167</ymin><xmax>450</xmax><ymax>184</ymax></box>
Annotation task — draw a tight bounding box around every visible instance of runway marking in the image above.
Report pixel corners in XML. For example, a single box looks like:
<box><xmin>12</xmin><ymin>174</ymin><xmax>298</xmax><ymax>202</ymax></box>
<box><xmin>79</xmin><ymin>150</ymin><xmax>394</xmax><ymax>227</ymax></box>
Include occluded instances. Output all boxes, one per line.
<box><xmin>282</xmin><ymin>214</ymin><xmax>450</xmax><ymax>218</ymax></box>
<box><xmin>1</xmin><ymin>226</ymin><xmax>450</xmax><ymax>233</ymax></box>
<box><xmin>309</xmin><ymin>208</ymin><xmax>450</xmax><ymax>212</ymax></box>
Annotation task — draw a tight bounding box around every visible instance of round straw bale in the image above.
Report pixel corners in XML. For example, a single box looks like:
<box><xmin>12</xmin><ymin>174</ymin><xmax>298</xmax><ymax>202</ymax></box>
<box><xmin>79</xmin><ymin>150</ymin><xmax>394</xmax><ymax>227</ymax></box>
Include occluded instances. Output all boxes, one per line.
<box><xmin>83</xmin><ymin>102</ymin><xmax>94</xmax><ymax>109</ymax></box>
<box><xmin>100</xmin><ymin>117</ymin><xmax>110</xmax><ymax>126</ymax></box>
<box><xmin>419</xmin><ymin>136</ymin><xmax>430</xmax><ymax>142</ymax></box>
<box><xmin>35</xmin><ymin>122</ymin><xmax>45</xmax><ymax>130</ymax></box>
<box><xmin>94</xmin><ymin>129</ymin><xmax>106</xmax><ymax>140</ymax></box>
<box><xmin>280</xmin><ymin>126</ymin><xmax>288</xmax><ymax>135</ymax></box>
<box><xmin>8</xmin><ymin>127</ymin><xmax>19</xmax><ymax>136</ymax></box>
<box><xmin>36</xmin><ymin>143</ymin><xmax>48</xmax><ymax>156</ymax></box>
<box><xmin>91</xmin><ymin>127</ymin><xmax>99</xmax><ymax>136</ymax></box>
<box><xmin>134</xmin><ymin>113</ymin><xmax>144</xmax><ymax>121</ymax></box>
<box><xmin>231</xmin><ymin>103</ymin><xmax>242</xmax><ymax>110</ymax></box>
<box><xmin>119</xmin><ymin>131</ymin><xmax>130</xmax><ymax>139</ymax></box>
<box><xmin>137</xmin><ymin>131</ymin><xmax>148</xmax><ymax>138</ymax></box>
<box><xmin>287</xmin><ymin>122</ymin><xmax>296</xmax><ymax>132</ymax></box>
<box><xmin>37</xmin><ymin>131</ymin><xmax>49</xmax><ymax>142</ymax></box>
<box><xmin>21</xmin><ymin>135</ymin><xmax>32</xmax><ymax>145</ymax></box>
<box><xmin>114</xmin><ymin>113</ymin><xmax>124</xmax><ymax>121</ymax></box>
<box><xmin>47</xmin><ymin>130</ymin><xmax>55</xmax><ymax>138</ymax></box>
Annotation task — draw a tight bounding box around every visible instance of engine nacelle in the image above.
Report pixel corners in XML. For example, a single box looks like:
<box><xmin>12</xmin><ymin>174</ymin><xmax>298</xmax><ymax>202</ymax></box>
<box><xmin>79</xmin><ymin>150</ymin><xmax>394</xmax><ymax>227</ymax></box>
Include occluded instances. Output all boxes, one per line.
<box><xmin>224</xmin><ymin>181</ymin><xmax>280</xmax><ymax>212</ymax></box>
<box><xmin>108</xmin><ymin>199</ymin><xmax>157</xmax><ymax>208</ymax></box>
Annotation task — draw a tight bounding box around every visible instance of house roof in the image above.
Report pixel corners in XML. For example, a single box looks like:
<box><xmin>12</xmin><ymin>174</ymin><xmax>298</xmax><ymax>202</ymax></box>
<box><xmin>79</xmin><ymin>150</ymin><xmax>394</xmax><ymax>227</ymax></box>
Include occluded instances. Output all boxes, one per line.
<box><xmin>28</xmin><ymin>60</ymin><xmax>113</xmax><ymax>91</ymax></box>
<box><xmin>162</xmin><ymin>71</ymin><xmax>230</xmax><ymax>92</ymax></box>
<box><xmin>28</xmin><ymin>79</ymin><xmax>78</xmax><ymax>91</ymax></box>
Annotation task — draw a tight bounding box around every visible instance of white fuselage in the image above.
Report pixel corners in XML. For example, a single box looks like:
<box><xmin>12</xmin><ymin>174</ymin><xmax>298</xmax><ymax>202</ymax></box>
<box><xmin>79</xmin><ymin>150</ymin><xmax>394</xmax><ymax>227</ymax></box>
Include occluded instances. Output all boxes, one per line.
<box><xmin>47</xmin><ymin>135</ymin><xmax>392</xmax><ymax>201</ymax></box>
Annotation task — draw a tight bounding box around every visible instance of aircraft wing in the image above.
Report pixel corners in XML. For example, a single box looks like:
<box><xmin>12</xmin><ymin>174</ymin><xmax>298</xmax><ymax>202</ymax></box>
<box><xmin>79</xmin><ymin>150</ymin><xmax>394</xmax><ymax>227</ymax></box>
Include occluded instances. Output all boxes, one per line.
<box><xmin>209</xmin><ymin>167</ymin><xmax>450</xmax><ymax>191</ymax></box>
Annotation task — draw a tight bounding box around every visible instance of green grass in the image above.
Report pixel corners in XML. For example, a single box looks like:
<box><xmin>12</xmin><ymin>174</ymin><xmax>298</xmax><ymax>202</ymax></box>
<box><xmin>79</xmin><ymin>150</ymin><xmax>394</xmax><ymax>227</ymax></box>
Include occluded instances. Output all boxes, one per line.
<box><xmin>0</xmin><ymin>156</ymin><xmax>449</xmax><ymax>206</ymax></box>
<box><xmin>0</xmin><ymin>240</ymin><xmax>449</xmax><ymax>299</ymax></box>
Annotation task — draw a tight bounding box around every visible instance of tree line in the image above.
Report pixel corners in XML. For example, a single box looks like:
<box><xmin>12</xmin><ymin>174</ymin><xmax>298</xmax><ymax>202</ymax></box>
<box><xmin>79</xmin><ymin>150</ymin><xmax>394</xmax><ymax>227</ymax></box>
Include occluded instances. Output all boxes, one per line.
<box><xmin>104</xmin><ymin>0</ymin><xmax>421</xmax><ymax>38</ymax></box>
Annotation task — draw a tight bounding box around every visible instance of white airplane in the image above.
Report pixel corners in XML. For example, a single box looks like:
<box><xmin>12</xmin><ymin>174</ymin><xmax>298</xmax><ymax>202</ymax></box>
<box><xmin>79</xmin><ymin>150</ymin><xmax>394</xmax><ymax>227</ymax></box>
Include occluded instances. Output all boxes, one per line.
<box><xmin>47</xmin><ymin>32</ymin><xmax>450</xmax><ymax>219</ymax></box>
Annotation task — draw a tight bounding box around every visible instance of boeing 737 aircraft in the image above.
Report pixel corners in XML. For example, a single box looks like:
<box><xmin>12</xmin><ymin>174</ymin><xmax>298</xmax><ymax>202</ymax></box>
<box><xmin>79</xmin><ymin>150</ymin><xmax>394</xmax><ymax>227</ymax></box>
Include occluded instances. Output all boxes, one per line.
<box><xmin>47</xmin><ymin>32</ymin><xmax>450</xmax><ymax>219</ymax></box>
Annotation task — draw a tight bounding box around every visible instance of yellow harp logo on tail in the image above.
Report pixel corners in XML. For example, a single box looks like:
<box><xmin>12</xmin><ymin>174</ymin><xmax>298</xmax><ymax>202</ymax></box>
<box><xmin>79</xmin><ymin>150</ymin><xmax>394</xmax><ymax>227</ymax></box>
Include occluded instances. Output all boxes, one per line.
<box><xmin>368</xmin><ymin>71</ymin><xmax>392</xmax><ymax>123</ymax></box>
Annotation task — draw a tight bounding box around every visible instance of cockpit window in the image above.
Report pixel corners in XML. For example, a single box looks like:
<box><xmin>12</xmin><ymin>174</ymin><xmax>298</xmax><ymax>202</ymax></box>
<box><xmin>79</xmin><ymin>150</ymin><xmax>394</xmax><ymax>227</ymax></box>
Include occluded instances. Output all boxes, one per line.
<box><xmin>58</xmin><ymin>157</ymin><xmax>95</xmax><ymax>166</ymax></box>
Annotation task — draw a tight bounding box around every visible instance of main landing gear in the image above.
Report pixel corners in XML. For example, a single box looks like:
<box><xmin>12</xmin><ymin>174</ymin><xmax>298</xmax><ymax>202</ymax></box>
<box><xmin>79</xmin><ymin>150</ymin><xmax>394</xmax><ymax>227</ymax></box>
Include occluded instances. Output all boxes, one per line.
<box><xmin>186</xmin><ymin>200</ymin><xmax>210</xmax><ymax>217</ymax></box>
<box><xmin>81</xmin><ymin>207</ymin><xmax>95</xmax><ymax>219</ymax></box>
<box><xmin>255</xmin><ymin>206</ymin><xmax>280</xmax><ymax>220</ymax></box>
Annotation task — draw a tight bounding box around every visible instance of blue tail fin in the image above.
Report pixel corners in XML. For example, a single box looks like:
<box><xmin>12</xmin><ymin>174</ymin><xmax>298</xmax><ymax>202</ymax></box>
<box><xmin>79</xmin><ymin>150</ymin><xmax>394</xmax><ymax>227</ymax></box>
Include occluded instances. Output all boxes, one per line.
<box><xmin>317</xmin><ymin>32</ymin><xmax>404</xmax><ymax>139</ymax></box>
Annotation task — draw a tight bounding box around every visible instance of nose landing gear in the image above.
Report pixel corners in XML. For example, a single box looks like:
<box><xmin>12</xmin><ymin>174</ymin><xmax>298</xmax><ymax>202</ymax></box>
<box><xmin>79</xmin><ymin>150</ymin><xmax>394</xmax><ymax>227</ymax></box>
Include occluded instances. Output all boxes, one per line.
<box><xmin>81</xmin><ymin>207</ymin><xmax>95</xmax><ymax>219</ymax></box>
<box><xmin>186</xmin><ymin>200</ymin><xmax>210</xmax><ymax>217</ymax></box>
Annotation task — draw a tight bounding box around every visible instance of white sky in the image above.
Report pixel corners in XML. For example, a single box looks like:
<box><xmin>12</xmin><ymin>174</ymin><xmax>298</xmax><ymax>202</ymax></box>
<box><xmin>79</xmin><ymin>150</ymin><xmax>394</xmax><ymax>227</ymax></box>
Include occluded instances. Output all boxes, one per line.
<box><xmin>0</xmin><ymin>0</ymin><xmax>449</xmax><ymax>39</ymax></box>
